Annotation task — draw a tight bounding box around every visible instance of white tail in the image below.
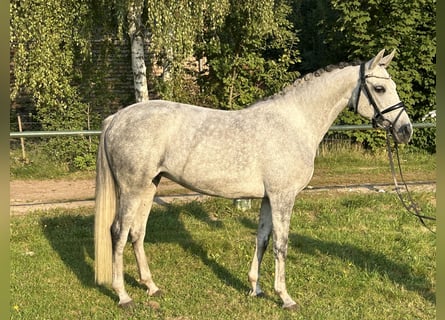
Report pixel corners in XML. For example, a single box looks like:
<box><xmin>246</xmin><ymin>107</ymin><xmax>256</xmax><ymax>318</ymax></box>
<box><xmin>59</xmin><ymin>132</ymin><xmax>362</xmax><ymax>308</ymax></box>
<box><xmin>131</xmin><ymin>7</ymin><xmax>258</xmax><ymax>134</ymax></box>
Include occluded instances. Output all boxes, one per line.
<box><xmin>94</xmin><ymin>116</ymin><xmax>116</xmax><ymax>285</ymax></box>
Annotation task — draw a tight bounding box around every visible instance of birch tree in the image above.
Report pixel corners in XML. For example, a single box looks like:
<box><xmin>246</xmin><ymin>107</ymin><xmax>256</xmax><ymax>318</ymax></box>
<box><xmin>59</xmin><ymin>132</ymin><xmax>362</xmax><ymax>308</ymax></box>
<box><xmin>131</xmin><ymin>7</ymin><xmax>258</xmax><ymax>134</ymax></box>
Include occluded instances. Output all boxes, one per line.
<box><xmin>113</xmin><ymin>0</ymin><xmax>211</xmax><ymax>102</ymax></box>
<box><xmin>127</xmin><ymin>0</ymin><xmax>149</xmax><ymax>102</ymax></box>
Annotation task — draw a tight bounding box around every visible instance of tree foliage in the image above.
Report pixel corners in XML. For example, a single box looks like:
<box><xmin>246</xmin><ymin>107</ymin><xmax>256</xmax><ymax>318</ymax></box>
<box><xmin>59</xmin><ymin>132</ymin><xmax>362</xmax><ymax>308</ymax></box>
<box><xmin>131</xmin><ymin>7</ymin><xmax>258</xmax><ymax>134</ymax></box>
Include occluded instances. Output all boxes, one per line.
<box><xmin>197</xmin><ymin>0</ymin><xmax>300</xmax><ymax>109</ymax></box>
<box><xmin>10</xmin><ymin>0</ymin><xmax>436</xmax><ymax>169</ymax></box>
<box><xmin>10</xmin><ymin>0</ymin><xmax>99</xmax><ymax>169</ymax></box>
<box><xmin>10</xmin><ymin>0</ymin><xmax>91</xmax><ymax>128</ymax></box>
<box><xmin>292</xmin><ymin>0</ymin><xmax>436</xmax><ymax>152</ymax></box>
<box><xmin>144</xmin><ymin>0</ymin><xmax>210</xmax><ymax>102</ymax></box>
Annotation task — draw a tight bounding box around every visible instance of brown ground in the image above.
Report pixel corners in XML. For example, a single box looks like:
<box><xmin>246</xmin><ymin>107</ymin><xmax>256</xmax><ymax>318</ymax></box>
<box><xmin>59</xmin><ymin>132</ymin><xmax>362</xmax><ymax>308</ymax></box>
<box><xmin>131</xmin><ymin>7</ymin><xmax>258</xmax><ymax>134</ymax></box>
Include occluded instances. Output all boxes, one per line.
<box><xmin>10</xmin><ymin>177</ymin><xmax>435</xmax><ymax>215</ymax></box>
<box><xmin>9</xmin><ymin>178</ymin><xmax>201</xmax><ymax>215</ymax></box>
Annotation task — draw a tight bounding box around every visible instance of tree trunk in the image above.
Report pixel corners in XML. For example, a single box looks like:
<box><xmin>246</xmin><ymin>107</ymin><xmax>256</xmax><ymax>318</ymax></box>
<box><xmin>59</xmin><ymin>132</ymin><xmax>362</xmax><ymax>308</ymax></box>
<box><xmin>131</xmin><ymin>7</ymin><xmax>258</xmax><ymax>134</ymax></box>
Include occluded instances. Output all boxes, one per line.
<box><xmin>128</xmin><ymin>0</ymin><xmax>149</xmax><ymax>102</ymax></box>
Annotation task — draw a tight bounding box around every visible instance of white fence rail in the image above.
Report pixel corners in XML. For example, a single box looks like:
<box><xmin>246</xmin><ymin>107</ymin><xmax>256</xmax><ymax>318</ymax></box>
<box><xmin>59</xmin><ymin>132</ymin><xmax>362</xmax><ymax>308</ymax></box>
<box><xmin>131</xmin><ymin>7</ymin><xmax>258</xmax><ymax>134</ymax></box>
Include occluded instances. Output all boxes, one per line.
<box><xmin>9</xmin><ymin>123</ymin><xmax>435</xmax><ymax>139</ymax></box>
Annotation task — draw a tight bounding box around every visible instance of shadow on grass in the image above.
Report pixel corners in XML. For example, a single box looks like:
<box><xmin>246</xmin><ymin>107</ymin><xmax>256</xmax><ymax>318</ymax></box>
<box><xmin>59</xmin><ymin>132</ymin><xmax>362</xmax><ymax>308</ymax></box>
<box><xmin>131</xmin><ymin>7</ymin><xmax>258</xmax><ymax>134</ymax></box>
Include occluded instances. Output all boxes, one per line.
<box><xmin>289</xmin><ymin>233</ymin><xmax>435</xmax><ymax>305</ymax></box>
<box><xmin>40</xmin><ymin>201</ymin><xmax>435</xmax><ymax>308</ymax></box>
<box><xmin>40</xmin><ymin>214</ymin><xmax>117</xmax><ymax>302</ymax></box>
<box><xmin>236</xmin><ymin>209</ymin><xmax>435</xmax><ymax>305</ymax></box>
<box><xmin>41</xmin><ymin>201</ymin><xmax>251</xmax><ymax>305</ymax></box>
<box><xmin>145</xmin><ymin>201</ymin><xmax>250</xmax><ymax>294</ymax></box>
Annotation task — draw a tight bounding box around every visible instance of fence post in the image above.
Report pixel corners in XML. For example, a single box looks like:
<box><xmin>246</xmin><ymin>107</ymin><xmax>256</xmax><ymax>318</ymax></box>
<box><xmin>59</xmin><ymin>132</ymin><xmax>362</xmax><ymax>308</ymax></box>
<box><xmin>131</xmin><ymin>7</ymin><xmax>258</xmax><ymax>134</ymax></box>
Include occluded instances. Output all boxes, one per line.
<box><xmin>17</xmin><ymin>115</ymin><xmax>26</xmax><ymax>161</ymax></box>
<box><xmin>233</xmin><ymin>198</ymin><xmax>252</xmax><ymax>211</ymax></box>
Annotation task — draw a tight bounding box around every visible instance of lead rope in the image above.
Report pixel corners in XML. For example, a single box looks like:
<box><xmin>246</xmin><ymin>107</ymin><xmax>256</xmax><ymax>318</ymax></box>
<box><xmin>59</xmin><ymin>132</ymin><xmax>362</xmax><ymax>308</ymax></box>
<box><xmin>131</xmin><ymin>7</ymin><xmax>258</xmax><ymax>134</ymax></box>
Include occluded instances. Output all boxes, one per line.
<box><xmin>385</xmin><ymin>130</ymin><xmax>436</xmax><ymax>234</ymax></box>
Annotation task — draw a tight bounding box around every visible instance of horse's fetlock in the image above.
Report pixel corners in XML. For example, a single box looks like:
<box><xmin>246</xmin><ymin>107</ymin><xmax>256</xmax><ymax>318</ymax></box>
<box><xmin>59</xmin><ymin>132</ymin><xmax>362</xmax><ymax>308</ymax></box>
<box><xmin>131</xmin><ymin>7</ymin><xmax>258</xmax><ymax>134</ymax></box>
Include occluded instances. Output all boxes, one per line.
<box><xmin>148</xmin><ymin>288</ymin><xmax>163</xmax><ymax>297</ymax></box>
<box><xmin>282</xmin><ymin>301</ymin><xmax>299</xmax><ymax>311</ymax></box>
<box><xmin>248</xmin><ymin>271</ymin><xmax>258</xmax><ymax>283</ymax></box>
<box><xmin>118</xmin><ymin>299</ymin><xmax>135</xmax><ymax>309</ymax></box>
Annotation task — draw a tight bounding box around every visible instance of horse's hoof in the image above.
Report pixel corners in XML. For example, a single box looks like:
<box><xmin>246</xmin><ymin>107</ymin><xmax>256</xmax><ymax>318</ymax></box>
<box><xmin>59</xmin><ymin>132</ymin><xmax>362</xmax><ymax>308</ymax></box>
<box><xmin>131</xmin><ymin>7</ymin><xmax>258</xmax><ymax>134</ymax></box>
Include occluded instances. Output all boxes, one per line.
<box><xmin>149</xmin><ymin>289</ymin><xmax>163</xmax><ymax>297</ymax></box>
<box><xmin>119</xmin><ymin>300</ymin><xmax>135</xmax><ymax>309</ymax></box>
<box><xmin>147</xmin><ymin>300</ymin><xmax>161</xmax><ymax>310</ymax></box>
<box><xmin>282</xmin><ymin>302</ymin><xmax>299</xmax><ymax>311</ymax></box>
<box><xmin>248</xmin><ymin>290</ymin><xmax>265</xmax><ymax>298</ymax></box>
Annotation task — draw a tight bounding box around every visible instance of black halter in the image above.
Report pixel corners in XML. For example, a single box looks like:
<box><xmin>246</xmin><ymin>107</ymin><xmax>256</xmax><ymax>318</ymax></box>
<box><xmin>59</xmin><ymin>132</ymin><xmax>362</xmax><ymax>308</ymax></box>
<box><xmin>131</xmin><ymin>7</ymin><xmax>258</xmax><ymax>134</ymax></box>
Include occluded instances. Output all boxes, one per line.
<box><xmin>354</xmin><ymin>63</ymin><xmax>406</xmax><ymax>129</ymax></box>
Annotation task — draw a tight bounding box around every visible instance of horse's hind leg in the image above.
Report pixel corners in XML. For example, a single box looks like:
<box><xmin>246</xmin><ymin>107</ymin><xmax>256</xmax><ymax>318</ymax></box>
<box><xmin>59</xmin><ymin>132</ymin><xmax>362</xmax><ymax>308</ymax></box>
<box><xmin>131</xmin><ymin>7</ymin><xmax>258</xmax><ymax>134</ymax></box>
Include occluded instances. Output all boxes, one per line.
<box><xmin>248</xmin><ymin>197</ymin><xmax>272</xmax><ymax>297</ymax></box>
<box><xmin>130</xmin><ymin>182</ymin><xmax>161</xmax><ymax>297</ymax></box>
<box><xmin>111</xmin><ymin>179</ymin><xmax>160</xmax><ymax>307</ymax></box>
<box><xmin>111</xmin><ymin>191</ymin><xmax>143</xmax><ymax>307</ymax></box>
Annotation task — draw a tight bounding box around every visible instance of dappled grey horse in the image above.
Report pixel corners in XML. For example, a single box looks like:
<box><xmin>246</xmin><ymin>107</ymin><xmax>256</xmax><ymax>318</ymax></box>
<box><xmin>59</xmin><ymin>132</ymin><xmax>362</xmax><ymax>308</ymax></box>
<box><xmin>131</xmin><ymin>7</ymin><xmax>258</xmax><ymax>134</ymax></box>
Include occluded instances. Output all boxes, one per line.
<box><xmin>95</xmin><ymin>49</ymin><xmax>412</xmax><ymax>310</ymax></box>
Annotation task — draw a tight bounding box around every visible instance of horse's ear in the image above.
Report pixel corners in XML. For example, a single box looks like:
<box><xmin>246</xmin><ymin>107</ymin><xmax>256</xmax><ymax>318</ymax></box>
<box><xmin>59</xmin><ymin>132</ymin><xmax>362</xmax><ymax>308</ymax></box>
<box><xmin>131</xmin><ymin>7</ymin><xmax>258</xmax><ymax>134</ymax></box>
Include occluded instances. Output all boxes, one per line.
<box><xmin>379</xmin><ymin>49</ymin><xmax>396</xmax><ymax>68</ymax></box>
<box><xmin>368</xmin><ymin>49</ymin><xmax>386</xmax><ymax>71</ymax></box>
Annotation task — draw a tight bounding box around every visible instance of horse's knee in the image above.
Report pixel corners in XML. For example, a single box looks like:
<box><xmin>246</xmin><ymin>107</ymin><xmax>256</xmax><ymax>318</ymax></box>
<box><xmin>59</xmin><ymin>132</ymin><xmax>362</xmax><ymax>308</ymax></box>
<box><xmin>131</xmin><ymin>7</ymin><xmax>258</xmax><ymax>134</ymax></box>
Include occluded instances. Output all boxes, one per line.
<box><xmin>130</xmin><ymin>226</ymin><xmax>146</xmax><ymax>243</ymax></box>
<box><xmin>273</xmin><ymin>239</ymin><xmax>288</xmax><ymax>258</ymax></box>
<box><xmin>248</xmin><ymin>269</ymin><xmax>258</xmax><ymax>283</ymax></box>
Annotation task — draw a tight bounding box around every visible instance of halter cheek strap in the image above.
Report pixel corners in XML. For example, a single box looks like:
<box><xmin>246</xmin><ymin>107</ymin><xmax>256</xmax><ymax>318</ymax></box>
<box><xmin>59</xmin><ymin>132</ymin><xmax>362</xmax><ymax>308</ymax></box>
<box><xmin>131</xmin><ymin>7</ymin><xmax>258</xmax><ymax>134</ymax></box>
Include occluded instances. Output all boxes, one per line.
<box><xmin>354</xmin><ymin>63</ymin><xmax>406</xmax><ymax>129</ymax></box>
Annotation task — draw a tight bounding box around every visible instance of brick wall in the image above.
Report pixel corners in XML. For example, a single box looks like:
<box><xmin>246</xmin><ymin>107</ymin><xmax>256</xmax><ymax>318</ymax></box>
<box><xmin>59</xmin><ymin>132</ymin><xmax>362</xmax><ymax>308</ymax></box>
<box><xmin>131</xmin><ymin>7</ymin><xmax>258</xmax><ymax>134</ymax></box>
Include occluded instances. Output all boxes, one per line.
<box><xmin>10</xmin><ymin>38</ymin><xmax>157</xmax><ymax>130</ymax></box>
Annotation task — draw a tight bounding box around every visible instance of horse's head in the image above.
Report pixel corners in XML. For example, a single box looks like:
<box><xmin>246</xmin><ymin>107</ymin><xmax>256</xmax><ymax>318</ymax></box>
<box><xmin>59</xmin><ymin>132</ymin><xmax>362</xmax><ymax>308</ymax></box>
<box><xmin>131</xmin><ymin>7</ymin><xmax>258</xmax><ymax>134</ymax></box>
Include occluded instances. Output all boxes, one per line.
<box><xmin>351</xmin><ymin>49</ymin><xmax>413</xmax><ymax>144</ymax></box>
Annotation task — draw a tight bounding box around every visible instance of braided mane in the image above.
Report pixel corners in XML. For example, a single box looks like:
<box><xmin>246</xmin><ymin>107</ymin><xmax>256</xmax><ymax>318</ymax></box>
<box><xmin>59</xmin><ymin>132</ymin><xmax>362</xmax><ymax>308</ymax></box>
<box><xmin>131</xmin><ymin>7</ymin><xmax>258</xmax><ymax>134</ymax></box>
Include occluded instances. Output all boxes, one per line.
<box><xmin>284</xmin><ymin>61</ymin><xmax>361</xmax><ymax>91</ymax></box>
<box><xmin>251</xmin><ymin>61</ymin><xmax>362</xmax><ymax>105</ymax></box>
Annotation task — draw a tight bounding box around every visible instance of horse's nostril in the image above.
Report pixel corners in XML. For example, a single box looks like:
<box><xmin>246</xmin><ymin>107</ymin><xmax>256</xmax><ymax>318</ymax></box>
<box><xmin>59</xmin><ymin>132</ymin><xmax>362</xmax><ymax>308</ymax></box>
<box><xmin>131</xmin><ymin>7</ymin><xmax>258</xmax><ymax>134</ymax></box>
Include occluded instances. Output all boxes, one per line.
<box><xmin>398</xmin><ymin>124</ymin><xmax>413</xmax><ymax>143</ymax></box>
<box><xmin>402</xmin><ymin>124</ymin><xmax>413</xmax><ymax>137</ymax></box>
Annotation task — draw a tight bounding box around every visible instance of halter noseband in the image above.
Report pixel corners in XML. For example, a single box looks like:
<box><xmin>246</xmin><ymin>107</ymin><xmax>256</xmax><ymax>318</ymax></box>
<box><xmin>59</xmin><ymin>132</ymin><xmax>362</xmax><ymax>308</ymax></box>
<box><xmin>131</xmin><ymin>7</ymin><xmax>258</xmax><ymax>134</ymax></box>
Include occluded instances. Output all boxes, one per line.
<box><xmin>354</xmin><ymin>63</ymin><xmax>406</xmax><ymax>129</ymax></box>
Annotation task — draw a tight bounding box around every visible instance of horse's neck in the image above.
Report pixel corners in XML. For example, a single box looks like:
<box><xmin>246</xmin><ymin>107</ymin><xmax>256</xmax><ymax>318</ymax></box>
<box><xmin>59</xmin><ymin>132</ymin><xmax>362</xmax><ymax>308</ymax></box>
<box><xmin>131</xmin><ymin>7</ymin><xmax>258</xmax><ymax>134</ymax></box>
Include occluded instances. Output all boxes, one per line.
<box><xmin>278</xmin><ymin>66</ymin><xmax>358</xmax><ymax>148</ymax></box>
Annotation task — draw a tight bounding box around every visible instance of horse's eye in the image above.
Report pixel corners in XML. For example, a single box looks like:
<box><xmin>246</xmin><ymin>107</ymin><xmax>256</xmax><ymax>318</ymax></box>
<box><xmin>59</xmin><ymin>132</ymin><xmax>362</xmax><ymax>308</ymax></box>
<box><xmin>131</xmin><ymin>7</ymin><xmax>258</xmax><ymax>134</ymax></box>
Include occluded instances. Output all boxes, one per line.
<box><xmin>374</xmin><ymin>85</ymin><xmax>386</xmax><ymax>93</ymax></box>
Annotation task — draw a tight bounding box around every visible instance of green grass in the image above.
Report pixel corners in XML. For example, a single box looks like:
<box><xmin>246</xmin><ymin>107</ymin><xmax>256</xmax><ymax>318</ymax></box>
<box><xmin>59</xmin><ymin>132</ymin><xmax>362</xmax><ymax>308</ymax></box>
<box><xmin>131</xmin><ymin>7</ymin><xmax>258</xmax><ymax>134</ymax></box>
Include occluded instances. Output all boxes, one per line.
<box><xmin>10</xmin><ymin>192</ymin><xmax>436</xmax><ymax>319</ymax></box>
<box><xmin>9</xmin><ymin>147</ymin><xmax>95</xmax><ymax>180</ymax></box>
<box><xmin>312</xmin><ymin>146</ymin><xmax>436</xmax><ymax>185</ymax></box>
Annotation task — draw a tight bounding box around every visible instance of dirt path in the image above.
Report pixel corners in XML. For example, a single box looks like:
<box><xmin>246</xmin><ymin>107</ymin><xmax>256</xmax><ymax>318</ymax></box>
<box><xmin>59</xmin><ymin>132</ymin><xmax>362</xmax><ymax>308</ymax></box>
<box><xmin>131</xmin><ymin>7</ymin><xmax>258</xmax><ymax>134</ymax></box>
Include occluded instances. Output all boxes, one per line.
<box><xmin>10</xmin><ymin>178</ymin><xmax>435</xmax><ymax>215</ymax></box>
<box><xmin>10</xmin><ymin>178</ymin><xmax>204</xmax><ymax>215</ymax></box>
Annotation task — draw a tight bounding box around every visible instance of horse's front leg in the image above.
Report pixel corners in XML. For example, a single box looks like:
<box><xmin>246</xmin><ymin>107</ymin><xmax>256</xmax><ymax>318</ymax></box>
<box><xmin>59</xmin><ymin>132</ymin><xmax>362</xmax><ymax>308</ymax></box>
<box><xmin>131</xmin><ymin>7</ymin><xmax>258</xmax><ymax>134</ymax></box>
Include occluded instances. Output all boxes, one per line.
<box><xmin>248</xmin><ymin>197</ymin><xmax>272</xmax><ymax>297</ymax></box>
<box><xmin>270</xmin><ymin>193</ymin><xmax>298</xmax><ymax>310</ymax></box>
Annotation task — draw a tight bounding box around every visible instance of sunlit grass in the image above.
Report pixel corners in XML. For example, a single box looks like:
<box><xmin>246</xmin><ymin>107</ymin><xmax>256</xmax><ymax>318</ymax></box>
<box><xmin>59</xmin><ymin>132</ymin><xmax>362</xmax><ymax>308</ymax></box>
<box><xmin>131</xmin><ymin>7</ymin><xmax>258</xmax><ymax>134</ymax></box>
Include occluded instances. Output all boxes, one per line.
<box><xmin>10</xmin><ymin>192</ymin><xmax>435</xmax><ymax>319</ymax></box>
<box><xmin>9</xmin><ymin>147</ymin><xmax>95</xmax><ymax>180</ymax></box>
<box><xmin>312</xmin><ymin>144</ymin><xmax>435</xmax><ymax>185</ymax></box>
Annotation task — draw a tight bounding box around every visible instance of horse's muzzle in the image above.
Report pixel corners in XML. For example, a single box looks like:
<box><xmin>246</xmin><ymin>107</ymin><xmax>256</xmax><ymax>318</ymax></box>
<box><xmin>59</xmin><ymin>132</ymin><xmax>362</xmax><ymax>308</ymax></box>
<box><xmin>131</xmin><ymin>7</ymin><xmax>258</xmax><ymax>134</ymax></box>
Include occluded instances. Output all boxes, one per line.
<box><xmin>392</xmin><ymin>123</ymin><xmax>413</xmax><ymax>144</ymax></box>
<box><xmin>372</xmin><ymin>101</ymin><xmax>412</xmax><ymax>144</ymax></box>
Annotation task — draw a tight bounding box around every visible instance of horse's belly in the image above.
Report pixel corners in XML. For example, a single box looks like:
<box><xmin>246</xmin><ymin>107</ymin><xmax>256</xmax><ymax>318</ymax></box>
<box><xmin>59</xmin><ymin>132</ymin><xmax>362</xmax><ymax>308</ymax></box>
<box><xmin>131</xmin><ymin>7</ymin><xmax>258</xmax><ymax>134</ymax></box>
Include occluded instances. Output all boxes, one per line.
<box><xmin>161</xmin><ymin>139</ymin><xmax>266</xmax><ymax>198</ymax></box>
<box><xmin>163</xmin><ymin>171</ymin><xmax>266</xmax><ymax>199</ymax></box>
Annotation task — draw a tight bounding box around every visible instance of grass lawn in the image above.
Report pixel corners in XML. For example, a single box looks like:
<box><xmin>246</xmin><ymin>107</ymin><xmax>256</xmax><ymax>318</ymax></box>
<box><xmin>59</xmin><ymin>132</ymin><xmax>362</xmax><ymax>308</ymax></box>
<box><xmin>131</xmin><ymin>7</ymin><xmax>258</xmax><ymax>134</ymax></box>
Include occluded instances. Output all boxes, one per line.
<box><xmin>10</xmin><ymin>192</ymin><xmax>436</xmax><ymax>319</ymax></box>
